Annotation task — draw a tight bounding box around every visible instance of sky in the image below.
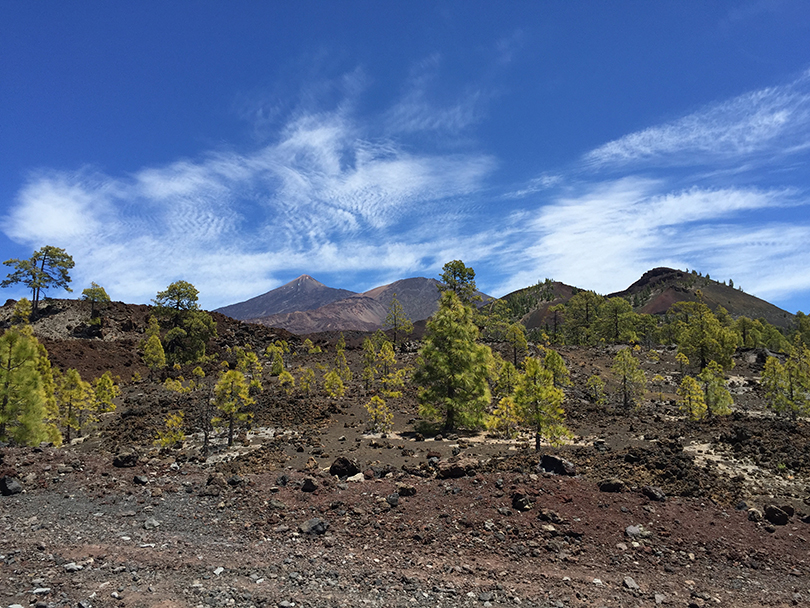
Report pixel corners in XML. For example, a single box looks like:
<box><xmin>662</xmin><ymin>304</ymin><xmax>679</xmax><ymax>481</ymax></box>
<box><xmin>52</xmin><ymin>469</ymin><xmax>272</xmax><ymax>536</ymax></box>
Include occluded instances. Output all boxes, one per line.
<box><xmin>2</xmin><ymin>2</ymin><xmax>810</xmax><ymax>313</ymax></box>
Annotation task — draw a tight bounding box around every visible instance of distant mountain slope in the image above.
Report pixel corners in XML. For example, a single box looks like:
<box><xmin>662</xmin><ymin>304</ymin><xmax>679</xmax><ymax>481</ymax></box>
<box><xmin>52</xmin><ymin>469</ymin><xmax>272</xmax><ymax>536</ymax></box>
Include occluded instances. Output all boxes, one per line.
<box><xmin>215</xmin><ymin>275</ymin><xmax>356</xmax><ymax>321</ymax></box>
<box><xmin>609</xmin><ymin>267</ymin><xmax>794</xmax><ymax>328</ymax></box>
<box><xmin>503</xmin><ymin>268</ymin><xmax>794</xmax><ymax>332</ymax></box>
<box><xmin>247</xmin><ymin>277</ymin><xmax>444</xmax><ymax>334</ymax></box>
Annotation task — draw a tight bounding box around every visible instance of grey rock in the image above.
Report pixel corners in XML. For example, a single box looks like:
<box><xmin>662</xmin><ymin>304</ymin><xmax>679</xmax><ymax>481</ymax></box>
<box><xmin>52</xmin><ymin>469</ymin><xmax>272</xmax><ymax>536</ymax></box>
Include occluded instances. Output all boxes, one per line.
<box><xmin>655</xmin><ymin>593</ymin><xmax>667</xmax><ymax>605</ymax></box>
<box><xmin>112</xmin><ymin>451</ymin><xmax>138</xmax><ymax>468</ymax></box>
<box><xmin>133</xmin><ymin>475</ymin><xmax>149</xmax><ymax>485</ymax></box>
<box><xmin>0</xmin><ymin>476</ymin><xmax>23</xmax><ymax>496</ymax></box>
<box><xmin>301</xmin><ymin>477</ymin><xmax>319</xmax><ymax>492</ymax></box>
<box><xmin>386</xmin><ymin>493</ymin><xmax>400</xmax><ymax>507</ymax></box>
<box><xmin>511</xmin><ymin>493</ymin><xmax>533</xmax><ymax>511</ymax></box>
<box><xmin>143</xmin><ymin>517</ymin><xmax>160</xmax><ymax>530</ymax></box>
<box><xmin>641</xmin><ymin>485</ymin><xmax>666</xmax><ymax>501</ymax></box>
<box><xmin>764</xmin><ymin>505</ymin><xmax>790</xmax><ymax>526</ymax></box>
<box><xmin>329</xmin><ymin>456</ymin><xmax>360</xmax><ymax>478</ymax></box>
<box><xmin>299</xmin><ymin>517</ymin><xmax>329</xmax><ymax>535</ymax></box>
<box><xmin>396</xmin><ymin>483</ymin><xmax>417</xmax><ymax>497</ymax></box>
<box><xmin>625</xmin><ymin>524</ymin><xmax>651</xmax><ymax>539</ymax></box>
<box><xmin>64</xmin><ymin>562</ymin><xmax>84</xmax><ymax>572</ymax></box>
<box><xmin>540</xmin><ymin>454</ymin><xmax>576</xmax><ymax>476</ymax></box>
<box><xmin>623</xmin><ymin>576</ymin><xmax>640</xmax><ymax>590</ymax></box>
<box><xmin>598</xmin><ymin>478</ymin><xmax>625</xmax><ymax>493</ymax></box>
<box><xmin>747</xmin><ymin>508</ymin><xmax>763</xmax><ymax>522</ymax></box>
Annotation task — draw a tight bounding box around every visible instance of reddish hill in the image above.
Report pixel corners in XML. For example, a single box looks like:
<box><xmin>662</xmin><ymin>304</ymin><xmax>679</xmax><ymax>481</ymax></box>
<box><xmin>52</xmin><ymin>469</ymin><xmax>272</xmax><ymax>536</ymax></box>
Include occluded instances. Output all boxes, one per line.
<box><xmin>610</xmin><ymin>267</ymin><xmax>794</xmax><ymax>328</ymax></box>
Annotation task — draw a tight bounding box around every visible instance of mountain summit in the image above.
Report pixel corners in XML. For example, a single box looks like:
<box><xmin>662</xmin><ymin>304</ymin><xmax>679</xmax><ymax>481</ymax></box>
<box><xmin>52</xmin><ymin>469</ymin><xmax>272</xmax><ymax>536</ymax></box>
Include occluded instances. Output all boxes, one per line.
<box><xmin>214</xmin><ymin>275</ymin><xmax>356</xmax><ymax>321</ymax></box>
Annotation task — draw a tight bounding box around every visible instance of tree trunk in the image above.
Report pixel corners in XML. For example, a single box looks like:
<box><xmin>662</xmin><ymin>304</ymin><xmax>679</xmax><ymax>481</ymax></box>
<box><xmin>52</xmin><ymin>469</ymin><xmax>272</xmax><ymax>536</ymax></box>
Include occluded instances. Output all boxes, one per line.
<box><xmin>228</xmin><ymin>414</ymin><xmax>234</xmax><ymax>447</ymax></box>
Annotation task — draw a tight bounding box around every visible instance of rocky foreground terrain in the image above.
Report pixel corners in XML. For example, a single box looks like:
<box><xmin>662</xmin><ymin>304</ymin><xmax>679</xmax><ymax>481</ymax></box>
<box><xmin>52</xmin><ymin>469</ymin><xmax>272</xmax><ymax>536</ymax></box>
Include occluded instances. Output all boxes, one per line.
<box><xmin>1</xmin><ymin>300</ymin><xmax>810</xmax><ymax>608</ymax></box>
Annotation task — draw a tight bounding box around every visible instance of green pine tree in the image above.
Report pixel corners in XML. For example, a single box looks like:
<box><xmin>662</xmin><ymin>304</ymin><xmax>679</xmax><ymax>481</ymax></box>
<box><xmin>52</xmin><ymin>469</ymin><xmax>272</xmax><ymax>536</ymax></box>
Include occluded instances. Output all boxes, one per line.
<box><xmin>414</xmin><ymin>290</ymin><xmax>493</xmax><ymax>432</ymax></box>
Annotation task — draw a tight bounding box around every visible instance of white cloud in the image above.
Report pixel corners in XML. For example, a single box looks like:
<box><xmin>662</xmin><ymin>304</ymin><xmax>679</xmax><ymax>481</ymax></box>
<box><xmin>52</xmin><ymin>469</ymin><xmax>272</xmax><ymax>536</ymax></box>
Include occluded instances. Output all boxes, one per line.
<box><xmin>492</xmin><ymin>178</ymin><xmax>810</xmax><ymax>304</ymax></box>
<box><xmin>2</xmin><ymin>101</ymin><xmax>495</xmax><ymax>309</ymax></box>
<box><xmin>585</xmin><ymin>70</ymin><xmax>810</xmax><ymax>169</ymax></box>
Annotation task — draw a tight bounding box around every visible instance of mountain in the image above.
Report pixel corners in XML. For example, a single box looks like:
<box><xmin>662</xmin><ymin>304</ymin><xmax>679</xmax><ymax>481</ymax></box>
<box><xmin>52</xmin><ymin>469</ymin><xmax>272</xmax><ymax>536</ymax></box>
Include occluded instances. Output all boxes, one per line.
<box><xmin>214</xmin><ymin>275</ymin><xmax>356</xmax><ymax>321</ymax></box>
<box><xmin>509</xmin><ymin>267</ymin><xmax>794</xmax><ymax>331</ymax></box>
<box><xmin>609</xmin><ymin>267</ymin><xmax>794</xmax><ymax>328</ymax></box>
<box><xmin>245</xmin><ymin>277</ymin><xmax>444</xmax><ymax>334</ymax></box>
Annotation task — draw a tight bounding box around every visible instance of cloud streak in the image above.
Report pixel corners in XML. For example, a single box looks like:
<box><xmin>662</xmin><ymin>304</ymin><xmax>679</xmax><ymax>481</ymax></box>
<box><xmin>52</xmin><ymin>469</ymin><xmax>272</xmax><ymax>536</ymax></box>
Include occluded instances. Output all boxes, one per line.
<box><xmin>584</xmin><ymin>70</ymin><xmax>810</xmax><ymax>170</ymax></box>
<box><xmin>4</xmin><ymin>64</ymin><xmax>810</xmax><ymax>314</ymax></box>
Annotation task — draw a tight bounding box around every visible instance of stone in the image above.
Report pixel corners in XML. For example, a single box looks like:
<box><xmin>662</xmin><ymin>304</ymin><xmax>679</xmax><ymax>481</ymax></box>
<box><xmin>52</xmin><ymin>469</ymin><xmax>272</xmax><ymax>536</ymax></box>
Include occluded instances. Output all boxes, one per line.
<box><xmin>642</xmin><ymin>485</ymin><xmax>667</xmax><ymax>501</ymax></box>
<box><xmin>599</xmin><ymin>478</ymin><xmax>625</xmax><ymax>493</ymax></box>
<box><xmin>396</xmin><ymin>483</ymin><xmax>416</xmax><ymax>496</ymax></box>
<box><xmin>346</xmin><ymin>473</ymin><xmax>364</xmax><ymax>483</ymax></box>
<box><xmin>436</xmin><ymin>457</ymin><xmax>478</xmax><ymax>479</ymax></box>
<box><xmin>329</xmin><ymin>456</ymin><xmax>360</xmax><ymax>478</ymax></box>
<box><xmin>299</xmin><ymin>517</ymin><xmax>329</xmax><ymax>535</ymax></box>
<box><xmin>112</xmin><ymin>450</ymin><xmax>138</xmax><ymax>468</ymax></box>
<box><xmin>386</xmin><ymin>493</ymin><xmax>400</xmax><ymax>507</ymax></box>
<box><xmin>143</xmin><ymin>516</ymin><xmax>160</xmax><ymax>530</ymax></box>
<box><xmin>511</xmin><ymin>493</ymin><xmax>533</xmax><ymax>511</ymax></box>
<box><xmin>540</xmin><ymin>454</ymin><xmax>576</xmax><ymax>476</ymax></box>
<box><xmin>133</xmin><ymin>475</ymin><xmax>149</xmax><ymax>485</ymax></box>
<box><xmin>623</xmin><ymin>576</ymin><xmax>640</xmax><ymax>590</ymax></box>
<box><xmin>764</xmin><ymin>505</ymin><xmax>790</xmax><ymax>526</ymax></box>
<box><xmin>64</xmin><ymin>562</ymin><xmax>84</xmax><ymax>572</ymax></box>
<box><xmin>0</xmin><ymin>476</ymin><xmax>23</xmax><ymax>496</ymax></box>
<box><xmin>655</xmin><ymin>593</ymin><xmax>667</xmax><ymax>605</ymax></box>
<box><xmin>625</xmin><ymin>524</ymin><xmax>651</xmax><ymax>539</ymax></box>
<box><xmin>747</xmin><ymin>508</ymin><xmax>763</xmax><ymax>522</ymax></box>
<box><xmin>227</xmin><ymin>475</ymin><xmax>245</xmax><ymax>487</ymax></box>
<box><xmin>301</xmin><ymin>477</ymin><xmax>319</xmax><ymax>492</ymax></box>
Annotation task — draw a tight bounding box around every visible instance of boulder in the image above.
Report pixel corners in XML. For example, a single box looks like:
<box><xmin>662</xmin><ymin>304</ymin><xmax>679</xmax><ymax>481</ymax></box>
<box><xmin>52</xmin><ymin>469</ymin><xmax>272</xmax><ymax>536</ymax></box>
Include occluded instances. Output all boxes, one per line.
<box><xmin>436</xmin><ymin>457</ymin><xmax>478</xmax><ymax>479</ymax></box>
<box><xmin>301</xmin><ymin>477</ymin><xmax>319</xmax><ymax>492</ymax></box>
<box><xmin>329</xmin><ymin>456</ymin><xmax>360</xmax><ymax>479</ymax></box>
<box><xmin>299</xmin><ymin>517</ymin><xmax>329</xmax><ymax>535</ymax></box>
<box><xmin>598</xmin><ymin>478</ymin><xmax>625</xmax><ymax>493</ymax></box>
<box><xmin>112</xmin><ymin>450</ymin><xmax>139</xmax><ymax>468</ymax></box>
<box><xmin>764</xmin><ymin>505</ymin><xmax>790</xmax><ymax>526</ymax></box>
<box><xmin>0</xmin><ymin>476</ymin><xmax>23</xmax><ymax>496</ymax></box>
<box><xmin>540</xmin><ymin>454</ymin><xmax>576</xmax><ymax>476</ymax></box>
<box><xmin>511</xmin><ymin>493</ymin><xmax>533</xmax><ymax>511</ymax></box>
<box><xmin>641</xmin><ymin>485</ymin><xmax>667</xmax><ymax>502</ymax></box>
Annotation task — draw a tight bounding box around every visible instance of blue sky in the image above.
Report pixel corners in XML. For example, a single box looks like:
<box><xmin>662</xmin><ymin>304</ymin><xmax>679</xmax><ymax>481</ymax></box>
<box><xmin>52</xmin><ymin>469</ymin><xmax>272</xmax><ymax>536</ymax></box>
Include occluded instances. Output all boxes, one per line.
<box><xmin>2</xmin><ymin>2</ymin><xmax>810</xmax><ymax>313</ymax></box>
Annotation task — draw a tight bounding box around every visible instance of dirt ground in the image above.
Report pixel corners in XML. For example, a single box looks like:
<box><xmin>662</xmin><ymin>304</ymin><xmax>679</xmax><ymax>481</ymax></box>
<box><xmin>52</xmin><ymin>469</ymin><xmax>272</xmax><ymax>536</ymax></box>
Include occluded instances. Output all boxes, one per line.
<box><xmin>1</xmin><ymin>300</ymin><xmax>809</xmax><ymax>607</ymax></box>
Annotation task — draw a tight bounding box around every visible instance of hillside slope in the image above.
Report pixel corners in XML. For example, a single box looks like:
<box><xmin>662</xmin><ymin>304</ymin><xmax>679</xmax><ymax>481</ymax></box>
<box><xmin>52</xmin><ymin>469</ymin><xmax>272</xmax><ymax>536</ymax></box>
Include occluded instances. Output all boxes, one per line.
<box><xmin>247</xmin><ymin>277</ymin><xmax>443</xmax><ymax>334</ymax></box>
<box><xmin>215</xmin><ymin>275</ymin><xmax>356</xmax><ymax>320</ymax></box>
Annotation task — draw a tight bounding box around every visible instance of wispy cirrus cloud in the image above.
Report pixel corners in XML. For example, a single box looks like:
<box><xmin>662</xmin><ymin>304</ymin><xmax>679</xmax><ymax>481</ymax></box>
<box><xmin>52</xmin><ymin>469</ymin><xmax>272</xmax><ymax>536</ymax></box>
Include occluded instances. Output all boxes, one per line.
<box><xmin>584</xmin><ymin>69</ymin><xmax>810</xmax><ymax>170</ymax></box>
<box><xmin>492</xmin><ymin>178</ymin><xmax>810</xmax><ymax>303</ymax></box>
<box><xmin>2</xmin><ymin>98</ymin><xmax>495</xmax><ymax>308</ymax></box>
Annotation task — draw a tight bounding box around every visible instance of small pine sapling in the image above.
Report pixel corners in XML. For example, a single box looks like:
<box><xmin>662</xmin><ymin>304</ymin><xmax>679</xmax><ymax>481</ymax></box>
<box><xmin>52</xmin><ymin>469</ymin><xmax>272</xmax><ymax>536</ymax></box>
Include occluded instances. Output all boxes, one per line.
<box><xmin>323</xmin><ymin>370</ymin><xmax>345</xmax><ymax>399</ymax></box>
<box><xmin>365</xmin><ymin>395</ymin><xmax>393</xmax><ymax>433</ymax></box>
<box><xmin>278</xmin><ymin>370</ymin><xmax>295</xmax><ymax>395</ymax></box>
<box><xmin>678</xmin><ymin>375</ymin><xmax>707</xmax><ymax>420</ymax></box>
<box><xmin>154</xmin><ymin>411</ymin><xmax>185</xmax><ymax>448</ymax></box>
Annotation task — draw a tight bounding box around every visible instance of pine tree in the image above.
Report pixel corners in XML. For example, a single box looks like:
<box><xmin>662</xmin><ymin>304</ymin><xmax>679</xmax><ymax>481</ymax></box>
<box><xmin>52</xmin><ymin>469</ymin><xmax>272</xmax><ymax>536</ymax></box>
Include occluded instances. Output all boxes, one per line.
<box><xmin>299</xmin><ymin>367</ymin><xmax>316</xmax><ymax>394</ymax></box>
<box><xmin>514</xmin><ymin>357</ymin><xmax>569</xmax><ymax>450</ymax></box>
<box><xmin>323</xmin><ymin>370</ymin><xmax>345</xmax><ymax>398</ymax></box>
<box><xmin>2</xmin><ymin>246</ymin><xmax>74</xmax><ymax>313</ymax></box>
<box><xmin>698</xmin><ymin>361</ymin><xmax>732</xmax><ymax>417</ymax></box>
<box><xmin>278</xmin><ymin>370</ymin><xmax>295</xmax><ymax>395</ymax></box>
<box><xmin>678</xmin><ymin>375</ymin><xmax>707</xmax><ymax>420</ymax></box>
<box><xmin>82</xmin><ymin>282</ymin><xmax>111</xmax><ymax>320</ymax></box>
<box><xmin>365</xmin><ymin>395</ymin><xmax>394</xmax><ymax>433</ymax></box>
<box><xmin>438</xmin><ymin>260</ymin><xmax>478</xmax><ymax>305</ymax></box>
<box><xmin>563</xmin><ymin>291</ymin><xmax>603</xmax><ymax>345</ymax></box>
<box><xmin>384</xmin><ymin>293</ymin><xmax>414</xmax><ymax>350</ymax></box>
<box><xmin>153</xmin><ymin>281</ymin><xmax>216</xmax><ymax>364</ymax></box>
<box><xmin>361</xmin><ymin>338</ymin><xmax>377</xmax><ymax>391</ymax></box>
<box><xmin>486</xmin><ymin>396</ymin><xmax>520</xmax><ymax>438</ymax></box>
<box><xmin>377</xmin><ymin>340</ymin><xmax>396</xmax><ymax>377</ymax></box>
<box><xmin>142</xmin><ymin>334</ymin><xmax>166</xmax><ymax>380</ymax></box>
<box><xmin>414</xmin><ymin>291</ymin><xmax>493</xmax><ymax>432</ymax></box>
<box><xmin>213</xmin><ymin>370</ymin><xmax>254</xmax><ymax>446</ymax></box>
<box><xmin>93</xmin><ymin>371</ymin><xmax>120</xmax><ymax>413</ymax></box>
<box><xmin>611</xmin><ymin>348</ymin><xmax>647</xmax><ymax>409</ymax></box>
<box><xmin>505</xmin><ymin>323</ymin><xmax>528</xmax><ymax>367</ymax></box>
<box><xmin>594</xmin><ymin>297</ymin><xmax>638</xmax><ymax>344</ymax></box>
<box><xmin>542</xmin><ymin>348</ymin><xmax>571</xmax><ymax>388</ymax></box>
<box><xmin>677</xmin><ymin>301</ymin><xmax>738</xmax><ymax>370</ymax></box>
<box><xmin>154</xmin><ymin>412</ymin><xmax>185</xmax><ymax>448</ymax></box>
<box><xmin>56</xmin><ymin>368</ymin><xmax>97</xmax><ymax>442</ymax></box>
<box><xmin>0</xmin><ymin>327</ymin><xmax>55</xmax><ymax>445</ymax></box>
